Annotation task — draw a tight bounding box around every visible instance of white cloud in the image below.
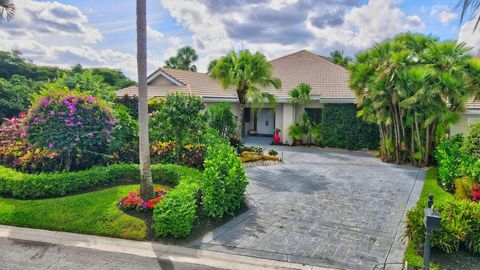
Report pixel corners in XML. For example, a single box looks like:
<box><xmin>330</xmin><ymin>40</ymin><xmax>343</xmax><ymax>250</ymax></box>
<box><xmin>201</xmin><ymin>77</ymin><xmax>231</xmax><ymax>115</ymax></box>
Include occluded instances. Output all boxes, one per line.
<box><xmin>159</xmin><ymin>0</ymin><xmax>425</xmax><ymax>71</ymax></box>
<box><xmin>147</xmin><ymin>25</ymin><xmax>164</xmax><ymax>43</ymax></box>
<box><xmin>430</xmin><ymin>5</ymin><xmax>457</xmax><ymax>25</ymax></box>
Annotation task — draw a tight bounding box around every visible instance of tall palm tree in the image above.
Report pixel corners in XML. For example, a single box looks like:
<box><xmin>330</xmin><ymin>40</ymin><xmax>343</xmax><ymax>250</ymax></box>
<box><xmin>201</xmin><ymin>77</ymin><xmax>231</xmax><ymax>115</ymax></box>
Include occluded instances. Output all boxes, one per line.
<box><xmin>165</xmin><ymin>46</ymin><xmax>198</xmax><ymax>71</ymax></box>
<box><xmin>0</xmin><ymin>0</ymin><xmax>15</xmax><ymax>22</ymax></box>
<box><xmin>330</xmin><ymin>50</ymin><xmax>352</xmax><ymax>68</ymax></box>
<box><xmin>210</xmin><ymin>49</ymin><xmax>281</xmax><ymax>138</ymax></box>
<box><xmin>136</xmin><ymin>0</ymin><xmax>154</xmax><ymax>200</ymax></box>
<box><xmin>458</xmin><ymin>0</ymin><xmax>480</xmax><ymax>30</ymax></box>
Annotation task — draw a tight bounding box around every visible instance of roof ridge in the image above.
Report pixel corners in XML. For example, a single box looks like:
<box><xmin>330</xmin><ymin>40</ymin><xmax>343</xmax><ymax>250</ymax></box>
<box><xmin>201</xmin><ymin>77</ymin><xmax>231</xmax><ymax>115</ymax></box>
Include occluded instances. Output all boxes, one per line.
<box><xmin>269</xmin><ymin>49</ymin><xmax>309</xmax><ymax>63</ymax></box>
<box><xmin>300</xmin><ymin>50</ymin><xmax>349</xmax><ymax>72</ymax></box>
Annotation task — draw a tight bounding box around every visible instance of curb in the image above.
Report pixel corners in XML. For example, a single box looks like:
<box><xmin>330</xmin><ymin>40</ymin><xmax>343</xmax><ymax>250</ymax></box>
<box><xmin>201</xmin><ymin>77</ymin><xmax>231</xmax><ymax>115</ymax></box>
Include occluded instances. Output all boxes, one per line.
<box><xmin>0</xmin><ymin>225</ymin><xmax>335</xmax><ymax>270</ymax></box>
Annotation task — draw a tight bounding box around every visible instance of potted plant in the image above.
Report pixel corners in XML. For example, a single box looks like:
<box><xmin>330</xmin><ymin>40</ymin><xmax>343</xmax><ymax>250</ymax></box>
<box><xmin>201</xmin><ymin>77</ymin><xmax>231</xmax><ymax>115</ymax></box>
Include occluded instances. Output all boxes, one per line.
<box><xmin>288</xmin><ymin>124</ymin><xmax>303</xmax><ymax>146</ymax></box>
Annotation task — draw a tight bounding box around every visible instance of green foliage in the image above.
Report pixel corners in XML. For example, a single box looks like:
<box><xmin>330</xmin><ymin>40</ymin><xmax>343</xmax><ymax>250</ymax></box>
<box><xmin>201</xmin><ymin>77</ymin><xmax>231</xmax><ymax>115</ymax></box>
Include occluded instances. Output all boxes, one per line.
<box><xmin>321</xmin><ymin>104</ymin><xmax>379</xmax><ymax>150</ymax></box>
<box><xmin>164</xmin><ymin>46</ymin><xmax>198</xmax><ymax>71</ymax></box>
<box><xmin>0</xmin><ymin>75</ymin><xmax>43</xmax><ymax>120</ymax></box>
<box><xmin>0</xmin><ymin>50</ymin><xmax>61</xmax><ymax>81</ymax></box>
<box><xmin>0</xmin><ymin>163</ymin><xmax>195</xmax><ymax>199</ymax></box>
<box><xmin>455</xmin><ymin>177</ymin><xmax>474</xmax><ymax>200</ymax></box>
<box><xmin>289</xmin><ymin>83</ymin><xmax>312</xmax><ymax>106</ymax></box>
<box><xmin>288</xmin><ymin>123</ymin><xmax>304</xmax><ymax>141</ymax></box>
<box><xmin>109</xmin><ymin>104</ymin><xmax>139</xmax><ymax>163</ymax></box>
<box><xmin>435</xmin><ymin>134</ymin><xmax>465</xmax><ymax>191</ymax></box>
<box><xmin>329</xmin><ymin>50</ymin><xmax>351</xmax><ymax>68</ymax></box>
<box><xmin>311</xmin><ymin>123</ymin><xmax>322</xmax><ymax>144</ymax></box>
<box><xmin>25</xmin><ymin>90</ymin><xmax>116</xmax><ymax>171</ymax></box>
<box><xmin>204</xmin><ymin>102</ymin><xmax>238</xmax><ymax>139</ymax></box>
<box><xmin>70</xmin><ymin>64</ymin><xmax>135</xmax><ymax>90</ymax></box>
<box><xmin>150</xmin><ymin>141</ymin><xmax>205</xmax><ymax>170</ymax></box>
<box><xmin>152</xmin><ymin>180</ymin><xmax>200</xmax><ymax>238</ymax></box>
<box><xmin>115</xmin><ymin>95</ymin><xmax>138</xmax><ymax>118</ymax></box>
<box><xmin>350</xmin><ymin>33</ymin><xmax>480</xmax><ymax>165</ymax></box>
<box><xmin>268</xmin><ymin>149</ymin><xmax>278</xmax><ymax>156</ymax></box>
<box><xmin>149</xmin><ymin>93</ymin><xmax>205</xmax><ymax>163</ymax></box>
<box><xmin>462</xmin><ymin>121</ymin><xmax>480</xmax><ymax>159</ymax></box>
<box><xmin>202</xmin><ymin>132</ymin><xmax>248</xmax><ymax>218</ymax></box>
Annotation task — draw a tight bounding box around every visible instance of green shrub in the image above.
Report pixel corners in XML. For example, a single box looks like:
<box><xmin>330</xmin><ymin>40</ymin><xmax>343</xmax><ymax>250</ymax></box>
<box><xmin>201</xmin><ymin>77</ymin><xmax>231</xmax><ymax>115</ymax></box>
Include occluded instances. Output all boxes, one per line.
<box><xmin>321</xmin><ymin>104</ymin><xmax>379</xmax><ymax>150</ymax></box>
<box><xmin>268</xmin><ymin>149</ymin><xmax>278</xmax><ymax>156</ymax></box>
<box><xmin>202</xmin><ymin>133</ymin><xmax>248</xmax><ymax>218</ymax></box>
<box><xmin>204</xmin><ymin>102</ymin><xmax>238</xmax><ymax>139</ymax></box>
<box><xmin>152</xmin><ymin>179</ymin><xmax>200</xmax><ymax>238</ymax></box>
<box><xmin>462</xmin><ymin>120</ymin><xmax>480</xmax><ymax>158</ymax></box>
<box><xmin>455</xmin><ymin>177</ymin><xmax>474</xmax><ymax>200</ymax></box>
<box><xmin>0</xmin><ymin>163</ymin><xmax>196</xmax><ymax>199</ymax></box>
<box><xmin>435</xmin><ymin>134</ymin><xmax>465</xmax><ymax>191</ymax></box>
<box><xmin>406</xmin><ymin>199</ymin><xmax>480</xmax><ymax>254</ymax></box>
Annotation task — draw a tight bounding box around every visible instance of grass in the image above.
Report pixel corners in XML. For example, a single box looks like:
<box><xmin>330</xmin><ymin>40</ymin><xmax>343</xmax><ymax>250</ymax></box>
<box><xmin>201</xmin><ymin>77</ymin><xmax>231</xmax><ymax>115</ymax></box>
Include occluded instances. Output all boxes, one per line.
<box><xmin>0</xmin><ymin>184</ymin><xmax>168</xmax><ymax>240</ymax></box>
<box><xmin>404</xmin><ymin>167</ymin><xmax>453</xmax><ymax>270</ymax></box>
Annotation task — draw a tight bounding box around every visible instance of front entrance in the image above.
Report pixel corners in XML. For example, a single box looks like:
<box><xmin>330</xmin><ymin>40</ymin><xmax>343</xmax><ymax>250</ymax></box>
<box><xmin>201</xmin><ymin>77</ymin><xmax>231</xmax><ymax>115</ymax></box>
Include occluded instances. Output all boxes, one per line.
<box><xmin>244</xmin><ymin>108</ymin><xmax>275</xmax><ymax>136</ymax></box>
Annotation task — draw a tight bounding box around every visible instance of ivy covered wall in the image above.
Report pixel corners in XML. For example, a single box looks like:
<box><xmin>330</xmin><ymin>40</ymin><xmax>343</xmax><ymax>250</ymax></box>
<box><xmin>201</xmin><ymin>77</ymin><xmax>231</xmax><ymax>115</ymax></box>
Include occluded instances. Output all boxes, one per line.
<box><xmin>321</xmin><ymin>104</ymin><xmax>379</xmax><ymax>150</ymax></box>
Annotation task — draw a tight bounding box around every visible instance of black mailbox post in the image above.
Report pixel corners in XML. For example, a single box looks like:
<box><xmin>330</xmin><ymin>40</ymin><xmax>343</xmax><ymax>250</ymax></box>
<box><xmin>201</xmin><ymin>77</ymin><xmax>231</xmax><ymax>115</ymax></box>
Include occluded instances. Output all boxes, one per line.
<box><xmin>423</xmin><ymin>194</ymin><xmax>441</xmax><ymax>270</ymax></box>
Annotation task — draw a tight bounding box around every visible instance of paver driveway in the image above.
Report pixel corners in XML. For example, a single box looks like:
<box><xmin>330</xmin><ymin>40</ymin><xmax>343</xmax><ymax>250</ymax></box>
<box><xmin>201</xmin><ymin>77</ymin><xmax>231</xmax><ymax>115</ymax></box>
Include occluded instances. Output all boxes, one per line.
<box><xmin>194</xmin><ymin>146</ymin><xmax>425</xmax><ymax>270</ymax></box>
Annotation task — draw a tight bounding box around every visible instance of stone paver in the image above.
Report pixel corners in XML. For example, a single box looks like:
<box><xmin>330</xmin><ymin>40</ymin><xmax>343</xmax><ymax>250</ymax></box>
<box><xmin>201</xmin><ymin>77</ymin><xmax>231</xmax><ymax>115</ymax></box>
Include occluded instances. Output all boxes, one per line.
<box><xmin>195</xmin><ymin>145</ymin><xmax>424</xmax><ymax>270</ymax></box>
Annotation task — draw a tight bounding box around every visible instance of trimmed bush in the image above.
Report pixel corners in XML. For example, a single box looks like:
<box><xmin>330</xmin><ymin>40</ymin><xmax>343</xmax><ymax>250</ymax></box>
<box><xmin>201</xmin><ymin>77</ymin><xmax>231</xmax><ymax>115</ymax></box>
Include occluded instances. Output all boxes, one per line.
<box><xmin>202</xmin><ymin>133</ymin><xmax>248</xmax><ymax>218</ymax></box>
<box><xmin>462</xmin><ymin>120</ymin><xmax>480</xmax><ymax>158</ymax></box>
<box><xmin>321</xmin><ymin>104</ymin><xmax>379</xmax><ymax>150</ymax></box>
<box><xmin>435</xmin><ymin>134</ymin><xmax>465</xmax><ymax>191</ymax></box>
<box><xmin>152</xmin><ymin>179</ymin><xmax>200</xmax><ymax>238</ymax></box>
<box><xmin>0</xmin><ymin>163</ymin><xmax>196</xmax><ymax>199</ymax></box>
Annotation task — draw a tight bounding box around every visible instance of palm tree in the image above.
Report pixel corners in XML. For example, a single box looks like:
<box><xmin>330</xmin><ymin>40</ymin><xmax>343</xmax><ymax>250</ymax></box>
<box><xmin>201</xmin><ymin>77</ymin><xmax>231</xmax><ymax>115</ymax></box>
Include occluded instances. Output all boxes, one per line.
<box><xmin>458</xmin><ymin>0</ymin><xmax>480</xmax><ymax>30</ymax></box>
<box><xmin>210</xmin><ymin>49</ymin><xmax>281</xmax><ymax>138</ymax></box>
<box><xmin>207</xmin><ymin>59</ymin><xmax>217</xmax><ymax>73</ymax></box>
<box><xmin>330</xmin><ymin>50</ymin><xmax>351</xmax><ymax>67</ymax></box>
<box><xmin>165</xmin><ymin>46</ymin><xmax>198</xmax><ymax>71</ymax></box>
<box><xmin>289</xmin><ymin>83</ymin><xmax>312</xmax><ymax>122</ymax></box>
<box><xmin>136</xmin><ymin>0</ymin><xmax>154</xmax><ymax>200</ymax></box>
<box><xmin>0</xmin><ymin>0</ymin><xmax>15</xmax><ymax>22</ymax></box>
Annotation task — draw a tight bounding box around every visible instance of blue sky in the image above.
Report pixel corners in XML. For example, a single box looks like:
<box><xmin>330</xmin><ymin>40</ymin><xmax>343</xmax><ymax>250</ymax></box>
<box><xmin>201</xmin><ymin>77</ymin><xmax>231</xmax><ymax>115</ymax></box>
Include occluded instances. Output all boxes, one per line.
<box><xmin>0</xmin><ymin>0</ymin><xmax>477</xmax><ymax>79</ymax></box>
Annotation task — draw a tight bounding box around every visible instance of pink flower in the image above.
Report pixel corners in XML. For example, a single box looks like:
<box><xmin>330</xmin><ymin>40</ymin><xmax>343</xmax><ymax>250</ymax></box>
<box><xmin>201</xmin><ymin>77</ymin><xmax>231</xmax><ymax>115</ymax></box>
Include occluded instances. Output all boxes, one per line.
<box><xmin>48</xmin><ymin>143</ymin><xmax>54</xmax><ymax>148</ymax></box>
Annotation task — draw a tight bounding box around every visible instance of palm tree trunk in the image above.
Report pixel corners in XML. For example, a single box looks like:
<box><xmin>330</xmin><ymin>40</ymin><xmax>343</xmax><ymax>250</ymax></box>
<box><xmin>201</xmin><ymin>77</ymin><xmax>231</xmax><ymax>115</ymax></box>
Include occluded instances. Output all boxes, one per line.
<box><xmin>137</xmin><ymin>0</ymin><xmax>154</xmax><ymax>201</ymax></box>
<box><xmin>238</xmin><ymin>102</ymin><xmax>245</xmax><ymax>139</ymax></box>
<box><xmin>425</xmin><ymin>125</ymin><xmax>430</xmax><ymax>166</ymax></box>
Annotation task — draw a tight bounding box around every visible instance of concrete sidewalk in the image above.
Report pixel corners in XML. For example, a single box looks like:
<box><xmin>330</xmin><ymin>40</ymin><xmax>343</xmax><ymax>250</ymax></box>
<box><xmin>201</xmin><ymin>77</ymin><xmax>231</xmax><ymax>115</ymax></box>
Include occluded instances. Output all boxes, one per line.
<box><xmin>0</xmin><ymin>225</ymin><xmax>335</xmax><ymax>270</ymax></box>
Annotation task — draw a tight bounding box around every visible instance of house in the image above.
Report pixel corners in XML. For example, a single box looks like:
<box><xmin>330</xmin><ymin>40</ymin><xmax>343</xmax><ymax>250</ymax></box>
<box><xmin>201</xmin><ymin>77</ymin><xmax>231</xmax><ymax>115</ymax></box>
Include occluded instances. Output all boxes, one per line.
<box><xmin>117</xmin><ymin>49</ymin><xmax>480</xmax><ymax>142</ymax></box>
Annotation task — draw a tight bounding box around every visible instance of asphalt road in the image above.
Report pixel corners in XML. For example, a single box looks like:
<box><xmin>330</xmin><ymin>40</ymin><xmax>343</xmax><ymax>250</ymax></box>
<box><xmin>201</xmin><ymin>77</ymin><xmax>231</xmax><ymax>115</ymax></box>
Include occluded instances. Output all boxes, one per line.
<box><xmin>0</xmin><ymin>237</ymin><xmax>221</xmax><ymax>270</ymax></box>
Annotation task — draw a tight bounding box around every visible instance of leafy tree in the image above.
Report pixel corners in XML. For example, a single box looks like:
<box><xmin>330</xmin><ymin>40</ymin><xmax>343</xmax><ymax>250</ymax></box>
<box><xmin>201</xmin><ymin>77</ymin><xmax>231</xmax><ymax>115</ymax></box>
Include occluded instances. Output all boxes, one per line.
<box><xmin>150</xmin><ymin>93</ymin><xmax>205</xmax><ymax>163</ymax></box>
<box><xmin>52</xmin><ymin>70</ymin><xmax>116</xmax><ymax>102</ymax></box>
<box><xmin>0</xmin><ymin>75</ymin><xmax>43</xmax><ymax>120</ymax></box>
<box><xmin>0</xmin><ymin>0</ymin><xmax>15</xmax><ymax>21</ymax></box>
<box><xmin>0</xmin><ymin>50</ymin><xmax>62</xmax><ymax>81</ymax></box>
<box><xmin>69</xmin><ymin>64</ymin><xmax>135</xmax><ymax>90</ymax></box>
<box><xmin>205</xmin><ymin>102</ymin><xmax>237</xmax><ymax>139</ymax></box>
<box><xmin>207</xmin><ymin>59</ymin><xmax>218</xmax><ymax>73</ymax></box>
<box><xmin>330</xmin><ymin>50</ymin><xmax>352</xmax><ymax>67</ymax></box>
<box><xmin>350</xmin><ymin>33</ymin><xmax>480</xmax><ymax>166</ymax></box>
<box><xmin>210</xmin><ymin>49</ymin><xmax>281</xmax><ymax>138</ymax></box>
<box><xmin>136</xmin><ymin>0</ymin><xmax>154</xmax><ymax>200</ymax></box>
<box><xmin>165</xmin><ymin>46</ymin><xmax>198</xmax><ymax>71</ymax></box>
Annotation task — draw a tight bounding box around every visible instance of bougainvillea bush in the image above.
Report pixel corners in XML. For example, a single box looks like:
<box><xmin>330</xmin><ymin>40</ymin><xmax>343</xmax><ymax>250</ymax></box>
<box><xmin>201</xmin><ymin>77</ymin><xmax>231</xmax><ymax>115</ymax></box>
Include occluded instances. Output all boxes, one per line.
<box><xmin>117</xmin><ymin>187</ymin><xmax>168</xmax><ymax>212</ymax></box>
<box><xmin>0</xmin><ymin>114</ymin><xmax>61</xmax><ymax>173</ymax></box>
<box><xmin>25</xmin><ymin>91</ymin><xmax>116</xmax><ymax>171</ymax></box>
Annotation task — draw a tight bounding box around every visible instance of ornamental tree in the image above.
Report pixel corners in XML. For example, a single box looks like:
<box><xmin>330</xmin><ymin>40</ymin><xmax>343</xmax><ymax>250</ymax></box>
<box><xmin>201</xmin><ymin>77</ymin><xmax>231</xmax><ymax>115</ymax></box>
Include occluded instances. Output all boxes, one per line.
<box><xmin>25</xmin><ymin>90</ymin><xmax>116</xmax><ymax>171</ymax></box>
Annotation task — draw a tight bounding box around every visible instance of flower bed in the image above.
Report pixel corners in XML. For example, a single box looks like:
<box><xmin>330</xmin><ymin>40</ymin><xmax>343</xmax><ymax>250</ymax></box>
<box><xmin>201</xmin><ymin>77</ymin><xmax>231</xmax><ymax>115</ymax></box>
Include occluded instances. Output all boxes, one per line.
<box><xmin>118</xmin><ymin>187</ymin><xmax>168</xmax><ymax>212</ymax></box>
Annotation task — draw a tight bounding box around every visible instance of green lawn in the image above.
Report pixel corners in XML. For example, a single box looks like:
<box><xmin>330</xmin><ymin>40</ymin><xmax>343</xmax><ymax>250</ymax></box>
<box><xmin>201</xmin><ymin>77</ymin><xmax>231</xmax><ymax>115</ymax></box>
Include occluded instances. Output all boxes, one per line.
<box><xmin>404</xmin><ymin>167</ymin><xmax>453</xmax><ymax>270</ymax></box>
<box><xmin>0</xmin><ymin>184</ymin><xmax>168</xmax><ymax>240</ymax></box>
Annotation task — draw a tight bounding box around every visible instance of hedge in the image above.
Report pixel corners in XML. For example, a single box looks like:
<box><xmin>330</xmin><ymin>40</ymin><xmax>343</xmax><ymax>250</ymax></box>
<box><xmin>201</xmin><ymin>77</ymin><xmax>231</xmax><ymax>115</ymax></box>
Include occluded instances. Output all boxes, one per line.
<box><xmin>152</xmin><ymin>178</ymin><xmax>200</xmax><ymax>238</ymax></box>
<box><xmin>321</xmin><ymin>104</ymin><xmax>379</xmax><ymax>150</ymax></box>
<box><xmin>0</xmin><ymin>163</ymin><xmax>197</xmax><ymax>199</ymax></box>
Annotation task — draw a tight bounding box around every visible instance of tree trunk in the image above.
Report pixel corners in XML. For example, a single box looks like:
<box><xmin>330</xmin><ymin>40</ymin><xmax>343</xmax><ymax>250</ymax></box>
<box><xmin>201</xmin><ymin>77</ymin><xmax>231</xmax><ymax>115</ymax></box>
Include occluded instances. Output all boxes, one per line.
<box><xmin>238</xmin><ymin>102</ymin><xmax>245</xmax><ymax>139</ymax></box>
<box><xmin>136</xmin><ymin>0</ymin><xmax>154</xmax><ymax>201</ymax></box>
<box><xmin>425</xmin><ymin>125</ymin><xmax>430</xmax><ymax>166</ymax></box>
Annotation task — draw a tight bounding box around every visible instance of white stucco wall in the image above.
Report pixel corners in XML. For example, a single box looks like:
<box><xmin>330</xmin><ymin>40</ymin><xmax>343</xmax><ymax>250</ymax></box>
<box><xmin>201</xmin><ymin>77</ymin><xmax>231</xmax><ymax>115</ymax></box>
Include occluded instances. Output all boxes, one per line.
<box><xmin>451</xmin><ymin>111</ymin><xmax>480</xmax><ymax>135</ymax></box>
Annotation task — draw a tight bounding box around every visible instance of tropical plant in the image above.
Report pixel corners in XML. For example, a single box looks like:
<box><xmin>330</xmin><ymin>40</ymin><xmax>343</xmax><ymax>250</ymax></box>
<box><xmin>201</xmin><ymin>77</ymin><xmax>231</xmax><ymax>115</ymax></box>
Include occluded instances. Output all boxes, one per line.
<box><xmin>311</xmin><ymin>123</ymin><xmax>322</xmax><ymax>145</ymax></box>
<box><xmin>165</xmin><ymin>46</ymin><xmax>198</xmax><ymax>71</ymax></box>
<box><xmin>136</xmin><ymin>0</ymin><xmax>154</xmax><ymax>200</ymax></box>
<box><xmin>150</xmin><ymin>93</ymin><xmax>205</xmax><ymax>163</ymax></box>
<box><xmin>461</xmin><ymin>120</ymin><xmax>480</xmax><ymax>158</ymax></box>
<box><xmin>289</xmin><ymin>83</ymin><xmax>312</xmax><ymax>121</ymax></box>
<box><xmin>288</xmin><ymin>124</ymin><xmax>304</xmax><ymax>143</ymax></box>
<box><xmin>350</xmin><ymin>33</ymin><xmax>480</xmax><ymax>166</ymax></box>
<box><xmin>330</xmin><ymin>50</ymin><xmax>352</xmax><ymax>67</ymax></box>
<box><xmin>207</xmin><ymin>59</ymin><xmax>218</xmax><ymax>73</ymax></box>
<box><xmin>204</xmin><ymin>102</ymin><xmax>238</xmax><ymax>139</ymax></box>
<box><xmin>210</xmin><ymin>49</ymin><xmax>281</xmax><ymax>138</ymax></box>
<box><xmin>0</xmin><ymin>0</ymin><xmax>15</xmax><ymax>21</ymax></box>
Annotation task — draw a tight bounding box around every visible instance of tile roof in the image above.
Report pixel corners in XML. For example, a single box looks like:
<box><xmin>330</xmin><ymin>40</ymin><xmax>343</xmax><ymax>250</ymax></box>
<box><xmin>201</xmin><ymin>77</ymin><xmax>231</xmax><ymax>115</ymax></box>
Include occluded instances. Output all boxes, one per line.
<box><xmin>117</xmin><ymin>50</ymin><xmax>354</xmax><ymax>101</ymax></box>
<box><xmin>467</xmin><ymin>97</ymin><xmax>480</xmax><ymax>110</ymax></box>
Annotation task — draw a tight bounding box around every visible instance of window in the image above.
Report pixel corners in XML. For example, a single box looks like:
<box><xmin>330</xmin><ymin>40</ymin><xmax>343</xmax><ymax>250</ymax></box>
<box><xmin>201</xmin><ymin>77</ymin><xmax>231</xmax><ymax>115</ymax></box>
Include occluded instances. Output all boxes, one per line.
<box><xmin>304</xmin><ymin>108</ymin><xmax>322</xmax><ymax>124</ymax></box>
<box><xmin>244</xmin><ymin>108</ymin><xmax>251</xmax><ymax>122</ymax></box>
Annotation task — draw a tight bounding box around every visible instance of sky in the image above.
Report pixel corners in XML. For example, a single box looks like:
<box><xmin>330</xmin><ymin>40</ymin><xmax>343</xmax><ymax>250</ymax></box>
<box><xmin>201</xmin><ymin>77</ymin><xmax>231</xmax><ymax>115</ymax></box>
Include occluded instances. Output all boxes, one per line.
<box><xmin>0</xmin><ymin>0</ymin><xmax>479</xmax><ymax>79</ymax></box>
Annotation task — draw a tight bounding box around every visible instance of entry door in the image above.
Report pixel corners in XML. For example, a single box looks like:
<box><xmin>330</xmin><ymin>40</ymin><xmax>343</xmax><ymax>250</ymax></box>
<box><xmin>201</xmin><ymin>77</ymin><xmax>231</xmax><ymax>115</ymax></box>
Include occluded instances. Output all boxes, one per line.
<box><xmin>256</xmin><ymin>108</ymin><xmax>275</xmax><ymax>135</ymax></box>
